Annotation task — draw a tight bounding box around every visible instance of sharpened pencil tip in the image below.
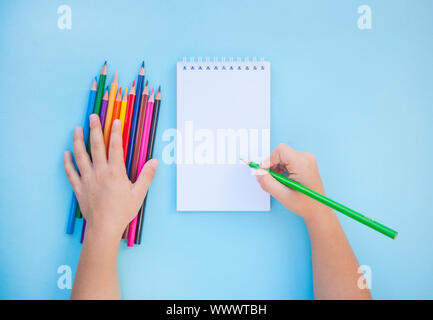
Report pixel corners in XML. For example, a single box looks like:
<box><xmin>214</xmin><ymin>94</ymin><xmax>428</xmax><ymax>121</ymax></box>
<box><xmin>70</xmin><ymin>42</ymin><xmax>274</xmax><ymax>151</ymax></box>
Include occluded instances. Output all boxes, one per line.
<box><xmin>141</xmin><ymin>61</ymin><xmax>144</xmax><ymax>67</ymax></box>
<box><xmin>91</xmin><ymin>78</ymin><xmax>97</xmax><ymax>90</ymax></box>
<box><xmin>158</xmin><ymin>85</ymin><xmax>161</xmax><ymax>92</ymax></box>
<box><xmin>104</xmin><ymin>60</ymin><xmax>107</xmax><ymax>65</ymax></box>
<box><xmin>240</xmin><ymin>158</ymin><xmax>250</xmax><ymax>165</ymax></box>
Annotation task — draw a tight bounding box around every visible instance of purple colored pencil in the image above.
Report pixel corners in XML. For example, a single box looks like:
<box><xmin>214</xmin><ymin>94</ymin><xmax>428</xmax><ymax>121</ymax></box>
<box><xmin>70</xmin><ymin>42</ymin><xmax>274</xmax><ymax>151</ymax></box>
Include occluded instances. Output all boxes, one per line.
<box><xmin>99</xmin><ymin>88</ymin><xmax>109</xmax><ymax>129</ymax></box>
<box><xmin>80</xmin><ymin>219</ymin><xmax>86</xmax><ymax>243</ymax></box>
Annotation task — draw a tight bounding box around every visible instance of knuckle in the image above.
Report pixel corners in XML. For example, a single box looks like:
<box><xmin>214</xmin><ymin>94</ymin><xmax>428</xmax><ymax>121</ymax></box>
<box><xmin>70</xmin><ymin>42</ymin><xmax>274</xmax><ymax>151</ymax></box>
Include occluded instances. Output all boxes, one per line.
<box><xmin>305</xmin><ymin>152</ymin><xmax>317</xmax><ymax>162</ymax></box>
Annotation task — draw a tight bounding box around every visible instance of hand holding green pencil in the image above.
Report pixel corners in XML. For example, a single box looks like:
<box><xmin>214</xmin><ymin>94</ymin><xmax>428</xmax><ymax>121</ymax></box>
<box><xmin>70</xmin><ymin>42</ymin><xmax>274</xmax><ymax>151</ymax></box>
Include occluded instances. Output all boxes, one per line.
<box><xmin>243</xmin><ymin>143</ymin><xmax>397</xmax><ymax>239</ymax></box>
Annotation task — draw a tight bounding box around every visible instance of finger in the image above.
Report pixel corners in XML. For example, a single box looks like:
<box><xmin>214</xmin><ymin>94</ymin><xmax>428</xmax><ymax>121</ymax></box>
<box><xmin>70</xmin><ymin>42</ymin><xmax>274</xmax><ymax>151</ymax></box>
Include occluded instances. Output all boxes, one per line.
<box><xmin>72</xmin><ymin>126</ymin><xmax>92</xmax><ymax>176</ymax></box>
<box><xmin>89</xmin><ymin>114</ymin><xmax>107</xmax><ymax>167</ymax></box>
<box><xmin>63</xmin><ymin>150</ymin><xmax>81</xmax><ymax>191</ymax></box>
<box><xmin>260</xmin><ymin>143</ymin><xmax>296</xmax><ymax>169</ymax></box>
<box><xmin>108</xmin><ymin>119</ymin><xmax>124</xmax><ymax>168</ymax></box>
<box><xmin>133</xmin><ymin>159</ymin><xmax>158</xmax><ymax>197</ymax></box>
<box><xmin>256</xmin><ymin>170</ymin><xmax>295</xmax><ymax>204</ymax></box>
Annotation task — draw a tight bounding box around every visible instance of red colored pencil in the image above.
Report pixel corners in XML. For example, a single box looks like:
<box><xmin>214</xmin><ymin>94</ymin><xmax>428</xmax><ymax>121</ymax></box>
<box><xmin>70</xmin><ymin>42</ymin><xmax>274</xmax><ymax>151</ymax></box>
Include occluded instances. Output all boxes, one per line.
<box><xmin>123</xmin><ymin>81</ymin><xmax>136</xmax><ymax>161</ymax></box>
<box><xmin>120</xmin><ymin>82</ymin><xmax>136</xmax><ymax>240</ymax></box>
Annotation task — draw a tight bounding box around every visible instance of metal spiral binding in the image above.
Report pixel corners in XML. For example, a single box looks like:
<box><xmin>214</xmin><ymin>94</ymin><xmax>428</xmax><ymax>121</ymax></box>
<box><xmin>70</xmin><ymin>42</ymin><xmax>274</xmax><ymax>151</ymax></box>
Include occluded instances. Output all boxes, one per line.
<box><xmin>180</xmin><ymin>57</ymin><xmax>266</xmax><ymax>71</ymax></box>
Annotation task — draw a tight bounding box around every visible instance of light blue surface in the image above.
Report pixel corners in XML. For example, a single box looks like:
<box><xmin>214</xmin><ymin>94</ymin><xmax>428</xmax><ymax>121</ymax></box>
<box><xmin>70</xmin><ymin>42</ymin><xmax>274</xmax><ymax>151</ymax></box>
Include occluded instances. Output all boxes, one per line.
<box><xmin>0</xmin><ymin>0</ymin><xmax>432</xmax><ymax>299</ymax></box>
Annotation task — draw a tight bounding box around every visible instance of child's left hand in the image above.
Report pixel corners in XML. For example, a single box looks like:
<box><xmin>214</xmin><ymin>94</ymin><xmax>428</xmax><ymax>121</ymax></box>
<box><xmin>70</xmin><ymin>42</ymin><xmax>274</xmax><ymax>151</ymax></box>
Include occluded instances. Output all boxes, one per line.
<box><xmin>63</xmin><ymin>114</ymin><xmax>158</xmax><ymax>241</ymax></box>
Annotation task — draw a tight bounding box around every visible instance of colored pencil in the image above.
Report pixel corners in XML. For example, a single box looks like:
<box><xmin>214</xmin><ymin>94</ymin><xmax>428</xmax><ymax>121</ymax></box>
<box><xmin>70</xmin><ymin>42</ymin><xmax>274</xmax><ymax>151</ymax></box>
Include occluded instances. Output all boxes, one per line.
<box><xmin>119</xmin><ymin>87</ymin><xmax>129</xmax><ymax>134</ymax></box>
<box><xmin>99</xmin><ymin>88</ymin><xmax>109</xmax><ymax>129</ymax></box>
<box><xmin>66</xmin><ymin>78</ymin><xmax>97</xmax><ymax>234</ymax></box>
<box><xmin>122</xmin><ymin>82</ymin><xmax>136</xmax><ymax>161</ymax></box>
<box><xmin>103</xmin><ymin>71</ymin><xmax>118</xmax><ymax>147</ymax></box>
<box><xmin>120</xmin><ymin>82</ymin><xmax>137</xmax><ymax>240</ymax></box>
<box><xmin>93</xmin><ymin>61</ymin><xmax>107</xmax><ymax>115</ymax></box>
<box><xmin>130</xmin><ymin>81</ymin><xmax>149</xmax><ymax>184</ymax></box>
<box><xmin>80</xmin><ymin>219</ymin><xmax>86</xmax><ymax>243</ymax></box>
<box><xmin>126</xmin><ymin>62</ymin><xmax>145</xmax><ymax>176</ymax></box>
<box><xmin>127</xmin><ymin>89</ymin><xmax>155</xmax><ymax>246</ymax></box>
<box><xmin>242</xmin><ymin>159</ymin><xmax>398</xmax><ymax>239</ymax></box>
<box><xmin>76</xmin><ymin>62</ymin><xmax>107</xmax><ymax>219</ymax></box>
<box><xmin>146</xmin><ymin>87</ymin><xmax>161</xmax><ymax>164</ymax></box>
<box><xmin>135</xmin><ymin>87</ymin><xmax>161</xmax><ymax>244</ymax></box>
<box><xmin>108</xmin><ymin>88</ymin><xmax>122</xmax><ymax>147</ymax></box>
<box><xmin>123</xmin><ymin>83</ymin><xmax>148</xmax><ymax>240</ymax></box>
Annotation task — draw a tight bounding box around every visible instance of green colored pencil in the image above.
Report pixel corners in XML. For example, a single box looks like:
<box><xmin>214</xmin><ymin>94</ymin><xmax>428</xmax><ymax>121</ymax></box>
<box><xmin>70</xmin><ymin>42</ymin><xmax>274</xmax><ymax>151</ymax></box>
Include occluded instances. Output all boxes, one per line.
<box><xmin>93</xmin><ymin>61</ymin><xmax>107</xmax><ymax>115</ymax></box>
<box><xmin>75</xmin><ymin>61</ymin><xmax>107</xmax><ymax>218</ymax></box>
<box><xmin>242</xmin><ymin>159</ymin><xmax>398</xmax><ymax>239</ymax></box>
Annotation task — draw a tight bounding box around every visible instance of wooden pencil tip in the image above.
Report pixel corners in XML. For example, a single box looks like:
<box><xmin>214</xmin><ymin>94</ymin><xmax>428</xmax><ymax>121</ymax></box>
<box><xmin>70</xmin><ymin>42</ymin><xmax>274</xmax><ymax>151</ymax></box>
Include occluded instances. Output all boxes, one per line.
<box><xmin>122</xmin><ymin>88</ymin><xmax>129</xmax><ymax>100</ymax></box>
<box><xmin>240</xmin><ymin>158</ymin><xmax>250</xmax><ymax>165</ymax></box>
<box><xmin>91</xmin><ymin>79</ymin><xmax>97</xmax><ymax>90</ymax></box>
<box><xmin>101</xmin><ymin>63</ymin><xmax>107</xmax><ymax>75</ymax></box>
<box><xmin>155</xmin><ymin>89</ymin><xmax>161</xmax><ymax>100</ymax></box>
<box><xmin>103</xmin><ymin>89</ymin><xmax>109</xmax><ymax>99</ymax></box>
<box><xmin>116</xmin><ymin>88</ymin><xmax>122</xmax><ymax>99</ymax></box>
<box><xmin>113</xmin><ymin>71</ymin><xmax>118</xmax><ymax>83</ymax></box>
<box><xmin>132</xmin><ymin>80</ymin><xmax>136</xmax><ymax>87</ymax></box>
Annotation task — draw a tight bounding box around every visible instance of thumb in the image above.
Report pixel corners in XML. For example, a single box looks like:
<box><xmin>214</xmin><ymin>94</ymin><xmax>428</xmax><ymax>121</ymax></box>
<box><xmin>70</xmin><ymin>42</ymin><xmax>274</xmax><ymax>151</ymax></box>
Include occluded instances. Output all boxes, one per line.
<box><xmin>133</xmin><ymin>158</ymin><xmax>158</xmax><ymax>196</ymax></box>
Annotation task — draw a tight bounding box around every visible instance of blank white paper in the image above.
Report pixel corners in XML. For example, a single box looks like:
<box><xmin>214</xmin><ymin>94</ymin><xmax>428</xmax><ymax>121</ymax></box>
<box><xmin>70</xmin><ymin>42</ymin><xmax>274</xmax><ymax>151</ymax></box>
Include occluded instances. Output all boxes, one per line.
<box><xmin>176</xmin><ymin>59</ymin><xmax>270</xmax><ymax>211</ymax></box>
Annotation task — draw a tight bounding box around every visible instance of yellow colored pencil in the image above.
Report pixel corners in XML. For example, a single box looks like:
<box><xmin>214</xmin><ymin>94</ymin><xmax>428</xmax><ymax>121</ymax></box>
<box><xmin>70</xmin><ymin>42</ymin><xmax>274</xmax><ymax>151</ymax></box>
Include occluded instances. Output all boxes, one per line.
<box><xmin>103</xmin><ymin>71</ymin><xmax>118</xmax><ymax>146</ymax></box>
<box><xmin>120</xmin><ymin>87</ymin><xmax>129</xmax><ymax>134</ymax></box>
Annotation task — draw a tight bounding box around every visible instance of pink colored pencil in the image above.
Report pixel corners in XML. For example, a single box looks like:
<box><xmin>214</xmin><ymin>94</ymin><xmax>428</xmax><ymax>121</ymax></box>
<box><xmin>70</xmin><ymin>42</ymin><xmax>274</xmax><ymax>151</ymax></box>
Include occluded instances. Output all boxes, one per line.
<box><xmin>127</xmin><ymin>89</ymin><xmax>155</xmax><ymax>247</ymax></box>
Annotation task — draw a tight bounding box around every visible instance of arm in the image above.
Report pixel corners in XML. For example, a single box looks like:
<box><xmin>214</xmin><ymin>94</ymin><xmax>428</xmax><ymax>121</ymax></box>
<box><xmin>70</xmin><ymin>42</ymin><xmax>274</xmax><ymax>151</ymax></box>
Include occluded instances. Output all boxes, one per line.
<box><xmin>64</xmin><ymin>114</ymin><xmax>158</xmax><ymax>299</ymax></box>
<box><xmin>256</xmin><ymin>143</ymin><xmax>371</xmax><ymax>300</ymax></box>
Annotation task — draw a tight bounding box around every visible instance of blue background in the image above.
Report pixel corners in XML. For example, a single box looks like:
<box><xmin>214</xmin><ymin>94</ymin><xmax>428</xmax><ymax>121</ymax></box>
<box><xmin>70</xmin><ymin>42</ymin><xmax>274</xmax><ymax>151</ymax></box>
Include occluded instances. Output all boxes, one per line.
<box><xmin>0</xmin><ymin>0</ymin><xmax>432</xmax><ymax>299</ymax></box>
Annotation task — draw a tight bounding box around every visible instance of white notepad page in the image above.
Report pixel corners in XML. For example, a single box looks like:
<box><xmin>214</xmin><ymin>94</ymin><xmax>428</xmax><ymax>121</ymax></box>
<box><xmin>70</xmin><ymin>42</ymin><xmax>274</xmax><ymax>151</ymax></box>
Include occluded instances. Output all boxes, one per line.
<box><xmin>176</xmin><ymin>58</ymin><xmax>270</xmax><ymax>211</ymax></box>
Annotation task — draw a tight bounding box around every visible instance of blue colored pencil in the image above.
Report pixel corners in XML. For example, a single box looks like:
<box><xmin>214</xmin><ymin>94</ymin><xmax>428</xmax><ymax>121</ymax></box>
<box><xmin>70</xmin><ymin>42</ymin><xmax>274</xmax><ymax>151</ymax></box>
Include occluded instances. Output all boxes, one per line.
<box><xmin>66</xmin><ymin>78</ymin><xmax>97</xmax><ymax>234</ymax></box>
<box><xmin>125</xmin><ymin>62</ymin><xmax>145</xmax><ymax>176</ymax></box>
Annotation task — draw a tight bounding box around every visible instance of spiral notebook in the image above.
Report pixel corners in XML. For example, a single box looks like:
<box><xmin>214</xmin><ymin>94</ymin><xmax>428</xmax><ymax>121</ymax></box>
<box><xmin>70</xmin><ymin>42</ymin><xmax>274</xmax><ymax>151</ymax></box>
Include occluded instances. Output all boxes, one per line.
<box><xmin>177</xmin><ymin>57</ymin><xmax>270</xmax><ymax>211</ymax></box>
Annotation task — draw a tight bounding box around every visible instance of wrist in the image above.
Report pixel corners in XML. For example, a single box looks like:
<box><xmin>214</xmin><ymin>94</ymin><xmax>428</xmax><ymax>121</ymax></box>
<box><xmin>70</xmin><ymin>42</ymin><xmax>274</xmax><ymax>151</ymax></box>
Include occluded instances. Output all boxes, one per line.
<box><xmin>84</xmin><ymin>223</ymin><xmax>123</xmax><ymax>246</ymax></box>
<box><xmin>303</xmin><ymin>206</ymin><xmax>337</xmax><ymax>229</ymax></box>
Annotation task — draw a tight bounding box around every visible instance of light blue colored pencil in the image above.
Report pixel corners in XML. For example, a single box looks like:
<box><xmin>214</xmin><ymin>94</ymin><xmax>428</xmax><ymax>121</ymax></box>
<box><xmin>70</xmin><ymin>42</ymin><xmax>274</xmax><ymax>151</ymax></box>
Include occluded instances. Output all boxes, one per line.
<box><xmin>66</xmin><ymin>78</ymin><xmax>97</xmax><ymax>234</ymax></box>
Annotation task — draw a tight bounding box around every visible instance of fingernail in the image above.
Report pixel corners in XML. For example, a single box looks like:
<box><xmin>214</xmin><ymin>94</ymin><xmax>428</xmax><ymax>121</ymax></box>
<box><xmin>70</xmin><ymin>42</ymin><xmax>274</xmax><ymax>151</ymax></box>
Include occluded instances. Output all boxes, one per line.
<box><xmin>255</xmin><ymin>168</ymin><xmax>268</xmax><ymax>176</ymax></box>
<box><xmin>148</xmin><ymin>158</ymin><xmax>158</xmax><ymax>169</ymax></box>
<box><xmin>89</xmin><ymin>114</ymin><xmax>98</xmax><ymax>124</ymax></box>
<box><xmin>74</xmin><ymin>126</ymin><xmax>81</xmax><ymax>134</ymax></box>
<box><xmin>113</xmin><ymin>119</ymin><xmax>121</xmax><ymax>128</ymax></box>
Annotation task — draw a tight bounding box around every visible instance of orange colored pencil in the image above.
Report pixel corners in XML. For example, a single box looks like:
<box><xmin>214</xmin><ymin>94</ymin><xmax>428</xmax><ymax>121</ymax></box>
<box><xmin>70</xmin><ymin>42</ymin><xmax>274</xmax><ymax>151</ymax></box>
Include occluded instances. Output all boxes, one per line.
<box><xmin>107</xmin><ymin>88</ymin><xmax>122</xmax><ymax>148</ymax></box>
<box><xmin>103</xmin><ymin>71</ymin><xmax>118</xmax><ymax>146</ymax></box>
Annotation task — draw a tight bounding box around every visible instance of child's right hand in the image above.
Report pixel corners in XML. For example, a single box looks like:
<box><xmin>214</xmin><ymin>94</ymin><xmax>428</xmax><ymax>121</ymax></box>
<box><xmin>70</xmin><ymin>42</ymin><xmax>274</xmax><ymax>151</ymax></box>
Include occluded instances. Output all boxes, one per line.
<box><xmin>256</xmin><ymin>143</ymin><xmax>330</xmax><ymax>222</ymax></box>
<box><xmin>64</xmin><ymin>114</ymin><xmax>158</xmax><ymax>240</ymax></box>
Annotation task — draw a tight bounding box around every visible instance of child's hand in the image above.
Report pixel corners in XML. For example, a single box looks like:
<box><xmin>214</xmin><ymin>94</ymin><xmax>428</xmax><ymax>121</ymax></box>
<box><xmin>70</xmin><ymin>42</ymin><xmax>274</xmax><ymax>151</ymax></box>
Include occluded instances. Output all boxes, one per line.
<box><xmin>256</xmin><ymin>143</ymin><xmax>327</xmax><ymax>222</ymax></box>
<box><xmin>63</xmin><ymin>114</ymin><xmax>158</xmax><ymax>240</ymax></box>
